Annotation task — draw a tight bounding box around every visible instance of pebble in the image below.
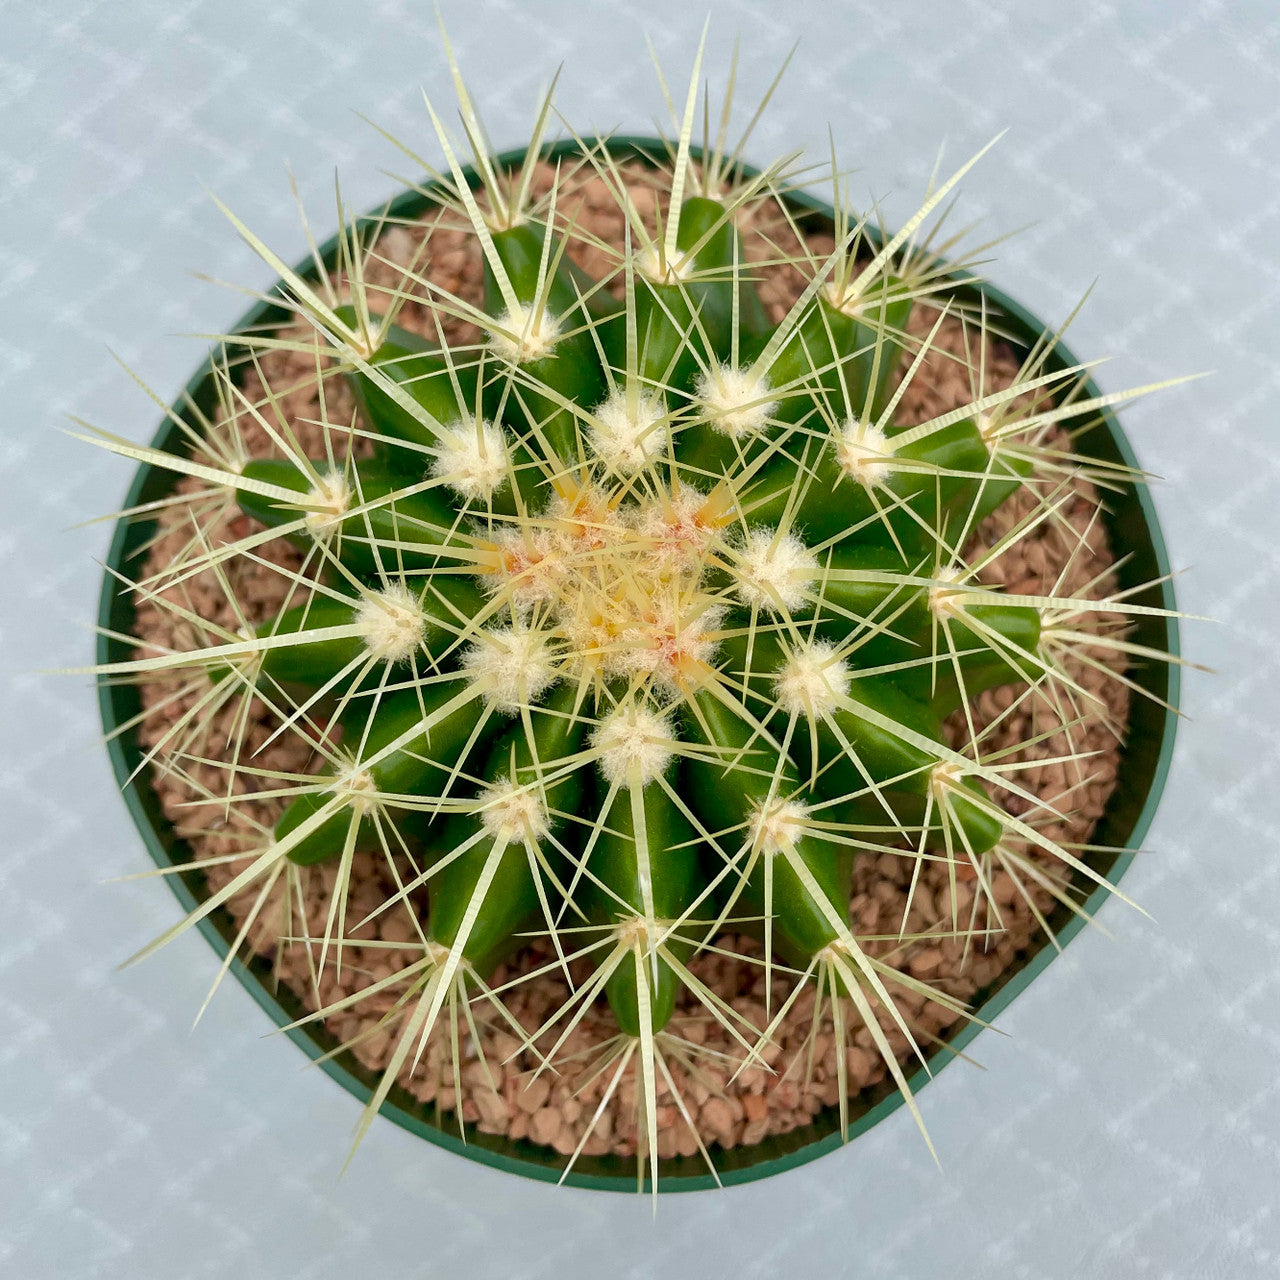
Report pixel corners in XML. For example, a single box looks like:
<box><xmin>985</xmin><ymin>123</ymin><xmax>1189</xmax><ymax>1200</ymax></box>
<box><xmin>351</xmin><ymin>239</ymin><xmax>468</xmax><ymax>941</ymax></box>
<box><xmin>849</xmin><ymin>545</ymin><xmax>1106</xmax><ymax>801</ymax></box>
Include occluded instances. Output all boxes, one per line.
<box><xmin>549</xmin><ymin>1125</ymin><xmax>578</xmax><ymax>1157</ymax></box>
<box><xmin>473</xmin><ymin>1089</ymin><xmax>509</xmax><ymax>1130</ymax></box>
<box><xmin>846</xmin><ymin>1046</ymin><xmax>874</xmax><ymax>1086</ymax></box>
<box><xmin>514</xmin><ymin>1075</ymin><xmax>551</xmax><ymax>1114</ymax></box>
<box><xmin>699</xmin><ymin>1097</ymin><xmax>737</xmax><ymax>1145</ymax></box>
<box><xmin>528</xmin><ymin>1108</ymin><xmax>562</xmax><ymax>1147</ymax></box>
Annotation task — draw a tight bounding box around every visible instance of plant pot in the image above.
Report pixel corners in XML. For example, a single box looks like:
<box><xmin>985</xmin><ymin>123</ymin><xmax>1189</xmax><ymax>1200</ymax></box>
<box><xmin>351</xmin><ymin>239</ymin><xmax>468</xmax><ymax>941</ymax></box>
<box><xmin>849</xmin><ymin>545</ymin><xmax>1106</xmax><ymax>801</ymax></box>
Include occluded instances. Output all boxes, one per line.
<box><xmin>96</xmin><ymin>136</ymin><xmax>1179</xmax><ymax>1192</ymax></box>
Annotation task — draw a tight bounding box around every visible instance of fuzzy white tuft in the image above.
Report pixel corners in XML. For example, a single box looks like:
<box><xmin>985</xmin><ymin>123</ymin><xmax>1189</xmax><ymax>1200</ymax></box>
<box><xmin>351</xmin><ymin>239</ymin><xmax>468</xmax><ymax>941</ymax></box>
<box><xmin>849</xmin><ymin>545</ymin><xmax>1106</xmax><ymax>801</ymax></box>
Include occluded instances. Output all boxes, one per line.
<box><xmin>749</xmin><ymin>796</ymin><xmax>810</xmax><ymax>855</ymax></box>
<box><xmin>928</xmin><ymin>565</ymin><xmax>970</xmax><ymax>620</ymax></box>
<box><xmin>613</xmin><ymin>914</ymin><xmax>658</xmax><ymax>946</ymax></box>
<box><xmin>432</xmin><ymin>417</ymin><xmax>510</xmax><ymax>500</ymax></box>
<box><xmin>733</xmin><ymin>528</ymin><xmax>818</xmax><ymax>612</ymax></box>
<box><xmin>636</xmin><ymin>243</ymin><xmax>693</xmax><ymax>287</ymax></box>
<box><xmin>821</xmin><ymin>280</ymin><xmax>906</xmax><ymax>320</ymax></box>
<box><xmin>488</xmin><ymin>302</ymin><xmax>561</xmax><ymax>364</ymax></box>
<box><xmin>331</xmin><ymin>765</ymin><xmax>378</xmax><ymax>814</ymax></box>
<box><xmin>304</xmin><ymin>471</ymin><xmax>351</xmax><ymax>534</ymax></box>
<box><xmin>695</xmin><ymin>363</ymin><xmax>778</xmax><ymax>439</ymax></box>
<box><xmin>480</xmin><ymin>776</ymin><xmax>550</xmax><ymax>843</ymax></box>
<box><xmin>592</xmin><ymin>702</ymin><xmax>676</xmax><ymax>787</ymax></box>
<box><xmin>835</xmin><ymin>419</ymin><xmax>894</xmax><ymax>488</ymax></box>
<box><xmin>589</xmin><ymin>388</ymin><xmax>668</xmax><ymax>472</ymax></box>
<box><xmin>929</xmin><ymin>760</ymin><xmax>967</xmax><ymax>797</ymax></box>
<box><xmin>773</xmin><ymin>641</ymin><xmax>851</xmax><ymax>719</ymax></box>
<box><xmin>462</xmin><ymin>623</ymin><xmax>559</xmax><ymax>711</ymax></box>
<box><xmin>354</xmin><ymin>583</ymin><xmax>428</xmax><ymax>663</ymax></box>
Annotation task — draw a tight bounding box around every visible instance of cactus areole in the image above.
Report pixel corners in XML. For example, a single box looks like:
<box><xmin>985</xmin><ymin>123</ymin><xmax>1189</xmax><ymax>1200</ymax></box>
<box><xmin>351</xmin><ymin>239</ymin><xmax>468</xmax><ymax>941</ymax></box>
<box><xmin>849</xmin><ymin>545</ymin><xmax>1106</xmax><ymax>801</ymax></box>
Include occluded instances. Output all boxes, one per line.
<box><xmin>92</xmin><ymin>51</ymin><xmax>1179</xmax><ymax>1195</ymax></box>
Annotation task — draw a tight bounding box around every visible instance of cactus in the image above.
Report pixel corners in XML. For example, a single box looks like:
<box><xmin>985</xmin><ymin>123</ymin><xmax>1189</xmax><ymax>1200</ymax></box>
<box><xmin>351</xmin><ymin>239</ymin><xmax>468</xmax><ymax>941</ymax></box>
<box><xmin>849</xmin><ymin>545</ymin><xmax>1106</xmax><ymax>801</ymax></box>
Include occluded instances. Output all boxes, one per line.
<box><xmin>81</xmin><ymin>31</ymin><xmax>1185</xmax><ymax>1190</ymax></box>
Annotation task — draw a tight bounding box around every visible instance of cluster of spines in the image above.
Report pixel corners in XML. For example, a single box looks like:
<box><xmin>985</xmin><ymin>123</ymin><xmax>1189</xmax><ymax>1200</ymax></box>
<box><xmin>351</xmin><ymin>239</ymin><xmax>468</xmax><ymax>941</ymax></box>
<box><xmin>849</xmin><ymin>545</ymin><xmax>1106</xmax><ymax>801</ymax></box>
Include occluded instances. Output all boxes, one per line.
<box><xmin>80</xmin><ymin>33</ymin><xmax>1188</xmax><ymax>1191</ymax></box>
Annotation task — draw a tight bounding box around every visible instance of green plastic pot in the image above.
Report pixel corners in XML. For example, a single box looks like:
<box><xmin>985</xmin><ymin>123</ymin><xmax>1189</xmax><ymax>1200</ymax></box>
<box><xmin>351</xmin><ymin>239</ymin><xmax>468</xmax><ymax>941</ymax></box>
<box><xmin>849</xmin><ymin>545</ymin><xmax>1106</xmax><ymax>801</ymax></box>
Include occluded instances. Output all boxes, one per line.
<box><xmin>96</xmin><ymin>137</ymin><xmax>1180</xmax><ymax>1192</ymax></box>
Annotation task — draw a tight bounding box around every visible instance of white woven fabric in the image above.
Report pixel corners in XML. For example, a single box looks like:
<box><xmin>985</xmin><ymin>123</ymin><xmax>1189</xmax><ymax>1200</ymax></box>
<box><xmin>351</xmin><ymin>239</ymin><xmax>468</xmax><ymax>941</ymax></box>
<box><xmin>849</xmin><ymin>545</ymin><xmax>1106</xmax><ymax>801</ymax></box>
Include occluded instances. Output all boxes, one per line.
<box><xmin>2</xmin><ymin>1</ymin><xmax>1275</xmax><ymax>1275</ymax></box>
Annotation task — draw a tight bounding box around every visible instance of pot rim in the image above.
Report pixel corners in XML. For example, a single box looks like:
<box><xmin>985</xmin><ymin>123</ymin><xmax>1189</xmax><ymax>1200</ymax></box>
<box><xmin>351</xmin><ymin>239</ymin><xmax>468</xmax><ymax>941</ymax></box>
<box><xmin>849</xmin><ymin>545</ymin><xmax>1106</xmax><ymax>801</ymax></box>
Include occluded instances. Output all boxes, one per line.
<box><xmin>96</xmin><ymin>134</ymin><xmax>1181</xmax><ymax>1193</ymax></box>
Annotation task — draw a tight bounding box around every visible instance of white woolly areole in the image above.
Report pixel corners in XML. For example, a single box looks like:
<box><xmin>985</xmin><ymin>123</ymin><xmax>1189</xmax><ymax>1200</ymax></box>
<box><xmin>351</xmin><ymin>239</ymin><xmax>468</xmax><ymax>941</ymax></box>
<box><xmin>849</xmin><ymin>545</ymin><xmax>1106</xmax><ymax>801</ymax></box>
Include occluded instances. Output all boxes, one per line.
<box><xmin>480</xmin><ymin>776</ymin><xmax>550</xmax><ymax>844</ymax></box>
<box><xmin>636</xmin><ymin>243</ymin><xmax>692</xmax><ymax>286</ymax></box>
<box><xmin>749</xmin><ymin>797</ymin><xmax>810</xmax><ymax>855</ymax></box>
<box><xmin>695</xmin><ymin>363</ymin><xmax>778</xmax><ymax>439</ymax></box>
<box><xmin>304</xmin><ymin>471</ymin><xmax>351</xmax><ymax>534</ymax></box>
<box><xmin>591</xmin><ymin>703</ymin><xmax>675</xmax><ymax>786</ymax></box>
<box><xmin>332</xmin><ymin>766</ymin><xmax>377</xmax><ymax>814</ymax></box>
<box><xmin>821</xmin><ymin>279</ymin><xmax>896</xmax><ymax>319</ymax></box>
<box><xmin>355</xmin><ymin>583</ymin><xmax>428</xmax><ymax>662</ymax></box>
<box><xmin>614</xmin><ymin>914</ymin><xmax>658</xmax><ymax>946</ymax></box>
<box><xmin>733</xmin><ymin>528</ymin><xmax>819</xmax><ymax>612</ymax></box>
<box><xmin>928</xmin><ymin>565</ymin><xmax>970</xmax><ymax>620</ymax></box>
<box><xmin>929</xmin><ymin>760</ymin><xmax>967</xmax><ymax>797</ymax></box>
<box><xmin>835</xmin><ymin>419</ymin><xmax>894</xmax><ymax>488</ymax></box>
<box><xmin>773</xmin><ymin>641</ymin><xmax>851</xmax><ymax>719</ymax></box>
<box><xmin>820</xmin><ymin>279</ymin><xmax>858</xmax><ymax>315</ymax></box>
<box><xmin>462</xmin><ymin>624</ymin><xmax>558</xmax><ymax>712</ymax></box>
<box><xmin>432</xmin><ymin>418</ymin><xmax>509</xmax><ymax>500</ymax></box>
<box><xmin>589</xmin><ymin>388</ymin><xmax>668</xmax><ymax>472</ymax></box>
<box><xmin>488</xmin><ymin>302</ymin><xmax>561</xmax><ymax>364</ymax></box>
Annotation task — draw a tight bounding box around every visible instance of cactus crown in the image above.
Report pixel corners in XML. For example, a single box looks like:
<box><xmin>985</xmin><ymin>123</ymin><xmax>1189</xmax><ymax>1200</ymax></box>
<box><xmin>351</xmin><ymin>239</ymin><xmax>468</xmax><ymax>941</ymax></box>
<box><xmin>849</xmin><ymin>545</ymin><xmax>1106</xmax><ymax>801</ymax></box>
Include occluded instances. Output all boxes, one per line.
<box><xmin>80</xmin><ymin>30</ymin><xmax>1185</xmax><ymax>1191</ymax></box>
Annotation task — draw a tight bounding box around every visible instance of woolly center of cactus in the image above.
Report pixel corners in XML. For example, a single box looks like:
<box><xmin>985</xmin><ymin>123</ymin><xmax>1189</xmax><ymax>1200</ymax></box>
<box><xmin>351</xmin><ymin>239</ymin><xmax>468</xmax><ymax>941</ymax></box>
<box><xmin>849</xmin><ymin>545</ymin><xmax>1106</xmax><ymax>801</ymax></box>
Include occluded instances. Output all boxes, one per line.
<box><xmin>355</xmin><ymin>584</ymin><xmax>428</xmax><ymax>661</ymax></box>
<box><xmin>487</xmin><ymin>481</ymin><xmax>728</xmax><ymax>687</ymax></box>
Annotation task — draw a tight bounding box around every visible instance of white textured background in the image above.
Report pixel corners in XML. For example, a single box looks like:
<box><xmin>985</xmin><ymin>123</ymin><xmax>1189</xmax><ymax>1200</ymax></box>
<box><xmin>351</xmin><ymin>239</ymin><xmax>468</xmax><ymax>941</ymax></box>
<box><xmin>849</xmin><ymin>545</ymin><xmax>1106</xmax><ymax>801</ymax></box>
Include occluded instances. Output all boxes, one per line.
<box><xmin>3</xmin><ymin>1</ymin><xmax>1276</xmax><ymax>1276</ymax></box>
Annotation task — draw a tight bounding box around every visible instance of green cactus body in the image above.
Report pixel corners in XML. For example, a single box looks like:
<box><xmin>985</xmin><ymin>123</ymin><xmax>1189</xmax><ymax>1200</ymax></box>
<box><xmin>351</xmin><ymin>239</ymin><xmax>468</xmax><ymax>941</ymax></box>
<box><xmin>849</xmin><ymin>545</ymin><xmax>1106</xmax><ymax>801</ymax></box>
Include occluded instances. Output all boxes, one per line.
<box><xmin>331</xmin><ymin>308</ymin><xmax>478</xmax><ymax>468</ymax></box>
<box><xmin>586</xmin><ymin>780</ymin><xmax>701</xmax><ymax>1038</ymax></box>
<box><xmin>425</xmin><ymin>685</ymin><xmax>587</xmax><ymax>976</ymax></box>
<box><xmin>276</xmin><ymin>681</ymin><xmax>491</xmax><ymax>866</ymax></box>
<box><xmin>681</xmin><ymin>686</ymin><xmax>854</xmax><ymax>966</ymax></box>
<box><xmin>483</xmin><ymin>221</ymin><xmax>610</xmax><ymax>479</ymax></box>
